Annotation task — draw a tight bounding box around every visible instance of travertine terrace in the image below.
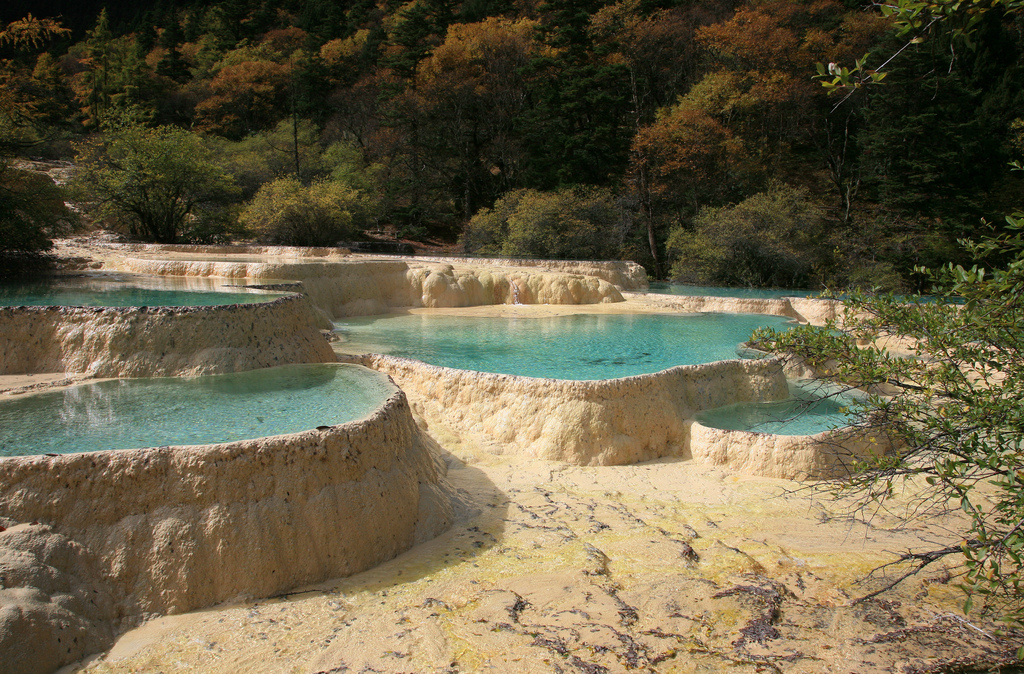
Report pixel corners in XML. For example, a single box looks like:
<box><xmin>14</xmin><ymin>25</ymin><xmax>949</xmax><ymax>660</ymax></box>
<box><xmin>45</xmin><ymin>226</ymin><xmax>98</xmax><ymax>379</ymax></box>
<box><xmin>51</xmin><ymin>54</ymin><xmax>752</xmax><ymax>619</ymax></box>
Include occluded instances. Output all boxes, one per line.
<box><xmin>0</xmin><ymin>295</ymin><xmax>335</xmax><ymax>378</ymax></box>
<box><xmin>0</xmin><ymin>378</ymin><xmax>455</xmax><ymax>674</ymax></box>
<box><xmin>0</xmin><ymin>241</ymin><xmax>1005</xmax><ymax>674</ymax></box>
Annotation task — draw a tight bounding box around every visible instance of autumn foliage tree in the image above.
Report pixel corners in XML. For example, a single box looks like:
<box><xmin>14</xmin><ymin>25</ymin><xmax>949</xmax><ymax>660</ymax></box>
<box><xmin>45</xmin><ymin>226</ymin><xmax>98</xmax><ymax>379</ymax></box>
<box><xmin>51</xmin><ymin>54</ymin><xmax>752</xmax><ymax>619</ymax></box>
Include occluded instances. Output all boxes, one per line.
<box><xmin>193</xmin><ymin>48</ymin><xmax>294</xmax><ymax>138</ymax></box>
<box><xmin>1</xmin><ymin>0</ymin><xmax>1021</xmax><ymax>284</ymax></box>
<box><xmin>407</xmin><ymin>17</ymin><xmax>538</xmax><ymax>220</ymax></box>
<box><xmin>628</xmin><ymin>104</ymin><xmax>739</xmax><ymax>277</ymax></box>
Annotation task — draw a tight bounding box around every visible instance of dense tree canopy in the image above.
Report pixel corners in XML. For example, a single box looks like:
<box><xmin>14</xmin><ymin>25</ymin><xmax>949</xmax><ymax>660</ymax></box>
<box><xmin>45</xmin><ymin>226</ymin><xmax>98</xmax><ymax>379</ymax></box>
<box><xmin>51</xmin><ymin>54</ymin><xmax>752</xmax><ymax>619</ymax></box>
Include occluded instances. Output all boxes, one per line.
<box><xmin>1</xmin><ymin>14</ymin><xmax>74</xmax><ymax>269</ymax></box>
<box><xmin>0</xmin><ymin>0</ymin><xmax>1020</xmax><ymax>286</ymax></box>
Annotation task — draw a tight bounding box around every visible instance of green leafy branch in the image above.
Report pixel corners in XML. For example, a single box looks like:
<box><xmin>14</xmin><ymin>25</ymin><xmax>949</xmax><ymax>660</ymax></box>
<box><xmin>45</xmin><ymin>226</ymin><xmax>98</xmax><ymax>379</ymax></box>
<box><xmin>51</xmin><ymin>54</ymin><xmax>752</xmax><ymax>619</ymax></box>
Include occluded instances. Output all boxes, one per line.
<box><xmin>814</xmin><ymin>0</ymin><xmax>1024</xmax><ymax>94</ymax></box>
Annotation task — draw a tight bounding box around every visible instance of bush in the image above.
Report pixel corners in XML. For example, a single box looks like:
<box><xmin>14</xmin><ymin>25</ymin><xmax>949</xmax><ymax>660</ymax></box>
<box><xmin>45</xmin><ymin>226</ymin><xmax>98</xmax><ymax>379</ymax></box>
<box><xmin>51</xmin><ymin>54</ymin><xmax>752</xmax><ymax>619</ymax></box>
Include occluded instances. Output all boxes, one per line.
<box><xmin>72</xmin><ymin>122</ymin><xmax>237</xmax><ymax>243</ymax></box>
<box><xmin>752</xmin><ymin>216</ymin><xmax>1024</xmax><ymax>629</ymax></box>
<box><xmin>0</xmin><ymin>161</ymin><xmax>75</xmax><ymax>254</ymax></box>
<box><xmin>666</xmin><ymin>183</ymin><xmax>826</xmax><ymax>288</ymax></box>
<box><xmin>239</xmin><ymin>176</ymin><xmax>372</xmax><ymax>246</ymax></box>
<box><xmin>461</xmin><ymin>186</ymin><xmax>627</xmax><ymax>260</ymax></box>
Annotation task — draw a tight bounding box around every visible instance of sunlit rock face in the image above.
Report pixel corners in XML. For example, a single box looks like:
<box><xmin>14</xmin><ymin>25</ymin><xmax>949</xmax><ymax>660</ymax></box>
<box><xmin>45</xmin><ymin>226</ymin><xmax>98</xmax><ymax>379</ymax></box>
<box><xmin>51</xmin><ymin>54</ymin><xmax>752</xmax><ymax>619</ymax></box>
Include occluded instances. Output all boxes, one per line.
<box><xmin>622</xmin><ymin>292</ymin><xmax>844</xmax><ymax>326</ymax></box>
<box><xmin>77</xmin><ymin>240</ymin><xmax>646</xmax><ymax>292</ymax></box>
<box><xmin>0</xmin><ymin>241</ymin><xmax>887</xmax><ymax>674</ymax></box>
<box><xmin>0</xmin><ymin>295</ymin><xmax>335</xmax><ymax>378</ymax></box>
<box><xmin>341</xmin><ymin>353</ymin><xmax>892</xmax><ymax>478</ymax></box>
<box><xmin>410</xmin><ymin>255</ymin><xmax>649</xmax><ymax>291</ymax></box>
<box><xmin>99</xmin><ymin>257</ymin><xmax>626</xmax><ymax>318</ymax></box>
<box><xmin>343</xmin><ymin>354</ymin><xmax>785</xmax><ymax>465</ymax></box>
<box><xmin>0</xmin><ymin>388</ymin><xmax>456</xmax><ymax>674</ymax></box>
<box><xmin>688</xmin><ymin>421</ymin><xmax>887</xmax><ymax>480</ymax></box>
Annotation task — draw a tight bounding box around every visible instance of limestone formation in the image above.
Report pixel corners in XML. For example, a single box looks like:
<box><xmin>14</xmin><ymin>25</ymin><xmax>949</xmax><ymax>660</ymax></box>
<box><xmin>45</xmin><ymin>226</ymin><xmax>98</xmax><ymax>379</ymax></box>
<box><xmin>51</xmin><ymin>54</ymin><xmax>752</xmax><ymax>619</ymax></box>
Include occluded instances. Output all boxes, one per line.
<box><xmin>0</xmin><ymin>523</ymin><xmax>115</xmax><ymax>674</ymax></box>
<box><xmin>343</xmin><ymin>353</ymin><xmax>812</xmax><ymax>468</ymax></box>
<box><xmin>0</xmin><ymin>295</ymin><xmax>335</xmax><ymax>378</ymax></box>
<box><xmin>623</xmin><ymin>291</ymin><xmax>844</xmax><ymax>326</ymax></box>
<box><xmin>0</xmin><ymin>241</ymin><xmax>917</xmax><ymax>673</ymax></box>
<box><xmin>688</xmin><ymin>420</ymin><xmax>886</xmax><ymax>480</ymax></box>
<box><xmin>344</xmin><ymin>351</ymin><xmax>896</xmax><ymax>478</ymax></box>
<box><xmin>0</xmin><ymin>382</ymin><xmax>454</xmax><ymax>674</ymax></box>
<box><xmin>89</xmin><ymin>257</ymin><xmax>626</xmax><ymax>318</ymax></box>
<box><xmin>411</xmin><ymin>255</ymin><xmax>649</xmax><ymax>290</ymax></box>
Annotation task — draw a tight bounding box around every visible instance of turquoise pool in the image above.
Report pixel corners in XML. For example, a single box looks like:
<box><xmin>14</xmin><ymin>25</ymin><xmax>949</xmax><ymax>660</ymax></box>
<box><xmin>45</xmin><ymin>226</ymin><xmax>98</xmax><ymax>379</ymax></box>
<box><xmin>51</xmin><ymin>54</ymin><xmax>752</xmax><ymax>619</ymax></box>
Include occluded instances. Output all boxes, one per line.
<box><xmin>646</xmin><ymin>282</ymin><xmax>818</xmax><ymax>299</ymax></box>
<box><xmin>696</xmin><ymin>381</ymin><xmax>862</xmax><ymax>435</ymax></box>
<box><xmin>0</xmin><ymin>273</ymin><xmax>289</xmax><ymax>307</ymax></box>
<box><xmin>0</xmin><ymin>364</ymin><xmax>393</xmax><ymax>457</ymax></box>
<box><xmin>334</xmin><ymin>312</ymin><xmax>796</xmax><ymax>380</ymax></box>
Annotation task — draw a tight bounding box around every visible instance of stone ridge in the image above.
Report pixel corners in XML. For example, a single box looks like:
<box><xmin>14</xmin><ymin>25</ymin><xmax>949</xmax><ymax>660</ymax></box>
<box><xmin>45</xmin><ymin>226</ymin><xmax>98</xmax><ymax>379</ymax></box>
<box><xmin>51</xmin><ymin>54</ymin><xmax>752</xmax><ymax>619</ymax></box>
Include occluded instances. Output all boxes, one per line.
<box><xmin>342</xmin><ymin>353</ymin><xmax>891</xmax><ymax>477</ymax></box>
<box><xmin>105</xmin><ymin>258</ymin><xmax>627</xmax><ymax>319</ymax></box>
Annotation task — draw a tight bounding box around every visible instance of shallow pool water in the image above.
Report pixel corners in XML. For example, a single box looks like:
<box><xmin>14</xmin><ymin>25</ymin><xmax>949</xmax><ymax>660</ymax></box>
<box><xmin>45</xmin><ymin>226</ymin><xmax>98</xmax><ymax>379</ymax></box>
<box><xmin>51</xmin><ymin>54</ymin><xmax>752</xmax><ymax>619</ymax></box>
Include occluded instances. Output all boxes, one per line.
<box><xmin>0</xmin><ymin>364</ymin><xmax>393</xmax><ymax>457</ymax></box>
<box><xmin>646</xmin><ymin>282</ymin><xmax>818</xmax><ymax>299</ymax></box>
<box><xmin>696</xmin><ymin>381</ymin><xmax>862</xmax><ymax>435</ymax></box>
<box><xmin>335</xmin><ymin>312</ymin><xmax>795</xmax><ymax>380</ymax></box>
<box><xmin>0</xmin><ymin>273</ymin><xmax>290</xmax><ymax>307</ymax></box>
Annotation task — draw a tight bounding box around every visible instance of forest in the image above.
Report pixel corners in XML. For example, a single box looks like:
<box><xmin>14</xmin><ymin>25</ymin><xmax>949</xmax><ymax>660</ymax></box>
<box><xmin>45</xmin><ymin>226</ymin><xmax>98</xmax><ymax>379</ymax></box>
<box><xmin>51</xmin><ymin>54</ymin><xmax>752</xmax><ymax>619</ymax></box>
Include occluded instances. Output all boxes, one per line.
<box><xmin>2</xmin><ymin>0</ymin><xmax>1024</xmax><ymax>288</ymax></box>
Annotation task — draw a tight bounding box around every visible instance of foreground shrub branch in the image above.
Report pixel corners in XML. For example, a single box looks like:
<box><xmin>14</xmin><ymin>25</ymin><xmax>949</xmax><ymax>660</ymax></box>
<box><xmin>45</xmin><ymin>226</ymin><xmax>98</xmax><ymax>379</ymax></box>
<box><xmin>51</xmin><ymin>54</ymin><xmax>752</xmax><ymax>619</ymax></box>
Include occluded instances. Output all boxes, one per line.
<box><xmin>752</xmin><ymin>218</ymin><xmax>1024</xmax><ymax>632</ymax></box>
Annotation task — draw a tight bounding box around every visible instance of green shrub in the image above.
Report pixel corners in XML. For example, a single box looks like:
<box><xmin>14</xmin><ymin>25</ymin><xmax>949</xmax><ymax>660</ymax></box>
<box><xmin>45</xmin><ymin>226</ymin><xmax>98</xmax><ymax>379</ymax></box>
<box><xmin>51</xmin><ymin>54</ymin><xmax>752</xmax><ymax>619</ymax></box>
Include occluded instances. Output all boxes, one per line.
<box><xmin>462</xmin><ymin>186</ymin><xmax>626</xmax><ymax>260</ymax></box>
<box><xmin>666</xmin><ymin>183</ymin><xmax>826</xmax><ymax>288</ymax></box>
<box><xmin>72</xmin><ymin>122</ymin><xmax>237</xmax><ymax>243</ymax></box>
<box><xmin>239</xmin><ymin>176</ymin><xmax>372</xmax><ymax>246</ymax></box>
<box><xmin>0</xmin><ymin>162</ymin><xmax>75</xmax><ymax>254</ymax></box>
<box><xmin>207</xmin><ymin>119</ymin><xmax>330</xmax><ymax>199</ymax></box>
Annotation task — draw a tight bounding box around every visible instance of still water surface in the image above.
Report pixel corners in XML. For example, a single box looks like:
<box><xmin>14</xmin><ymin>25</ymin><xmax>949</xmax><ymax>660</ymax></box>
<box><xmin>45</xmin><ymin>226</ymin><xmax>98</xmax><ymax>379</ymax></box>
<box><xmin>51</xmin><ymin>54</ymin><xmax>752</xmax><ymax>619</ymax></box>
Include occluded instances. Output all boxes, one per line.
<box><xmin>0</xmin><ymin>364</ymin><xmax>393</xmax><ymax>457</ymax></box>
<box><xmin>0</xmin><ymin>273</ymin><xmax>288</xmax><ymax>307</ymax></box>
<box><xmin>335</xmin><ymin>312</ymin><xmax>795</xmax><ymax>380</ymax></box>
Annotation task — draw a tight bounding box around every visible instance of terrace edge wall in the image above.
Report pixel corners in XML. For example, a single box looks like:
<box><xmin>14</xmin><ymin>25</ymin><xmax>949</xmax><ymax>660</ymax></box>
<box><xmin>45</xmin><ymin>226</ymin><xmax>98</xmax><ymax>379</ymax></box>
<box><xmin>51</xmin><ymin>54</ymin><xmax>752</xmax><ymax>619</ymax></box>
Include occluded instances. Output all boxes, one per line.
<box><xmin>0</xmin><ymin>387</ymin><xmax>455</xmax><ymax>674</ymax></box>
<box><xmin>0</xmin><ymin>294</ymin><xmax>335</xmax><ymax>377</ymax></box>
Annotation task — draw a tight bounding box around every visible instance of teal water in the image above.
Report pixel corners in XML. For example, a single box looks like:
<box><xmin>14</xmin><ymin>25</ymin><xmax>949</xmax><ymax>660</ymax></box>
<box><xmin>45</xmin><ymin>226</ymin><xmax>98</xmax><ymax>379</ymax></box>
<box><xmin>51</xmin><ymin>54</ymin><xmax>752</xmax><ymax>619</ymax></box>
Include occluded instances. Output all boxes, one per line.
<box><xmin>0</xmin><ymin>274</ymin><xmax>289</xmax><ymax>307</ymax></box>
<box><xmin>0</xmin><ymin>364</ymin><xmax>393</xmax><ymax>457</ymax></box>
<box><xmin>334</xmin><ymin>312</ymin><xmax>795</xmax><ymax>380</ymax></box>
<box><xmin>647</xmin><ymin>282</ymin><xmax>817</xmax><ymax>299</ymax></box>
<box><xmin>696</xmin><ymin>381</ymin><xmax>862</xmax><ymax>436</ymax></box>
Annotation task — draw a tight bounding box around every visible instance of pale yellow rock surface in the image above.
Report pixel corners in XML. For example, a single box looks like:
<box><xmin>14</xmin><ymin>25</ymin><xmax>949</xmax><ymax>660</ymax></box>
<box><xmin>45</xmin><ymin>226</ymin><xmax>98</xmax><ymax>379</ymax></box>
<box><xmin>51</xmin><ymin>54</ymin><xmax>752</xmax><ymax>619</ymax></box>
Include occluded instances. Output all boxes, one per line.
<box><xmin>688</xmin><ymin>421</ymin><xmax>886</xmax><ymax>480</ymax></box>
<box><xmin>341</xmin><ymin>353</ymin><xmax>793</xmax><ymax>468</ymax></box>
<box><xmin>1</xmin><ymin>241</ymin><xmax>1005</xmax><ymax>673</ymax></box>
<box><xmin>621</xmin><ymin>290</ymin><xmax>843</xmax><ymax>326</ymax></box>
<box><xmin>0</xmin><ymin>295</ymin><xmax>335</xmax><ymax>378</ymax></box>
<box><xmin>67</xmin><ymin>423</ymin><xmax>1010</xmax><ymax>674</ymax></box>
<box><xmin>97</xmin><ymin>258</ymin><xmax>626</xmax><ymax>319</ymax></box>
<box><xmin>55</xmin><ymin>239</ymin><xmax>631</xmax><ymax>319</ymax></box>
<box><xmin>0</xmin><ymin>379</ymin><xmax>456</xmax><ymax>674</ymax></box>
<box><xmin>411</xmin><ymin>255</ymin><xmax>649</xmax><ymax>290</ymax></box>
<box><xmin>0</xmin><ymin>523</ymin><xmax>115</xmax><ymax>674</ymax></box>
<box><xmin>0</xmin><ymin>372</ymin><xmax>92</xmax><ymax>395</ymax></box>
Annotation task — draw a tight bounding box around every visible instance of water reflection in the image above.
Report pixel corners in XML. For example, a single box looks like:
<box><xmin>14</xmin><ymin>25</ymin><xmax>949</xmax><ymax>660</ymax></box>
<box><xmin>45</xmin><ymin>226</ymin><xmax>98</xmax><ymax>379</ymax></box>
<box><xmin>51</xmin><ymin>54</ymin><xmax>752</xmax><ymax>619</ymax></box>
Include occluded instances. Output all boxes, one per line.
<box><xmin>0</xmin><ymin>364</ymin><xmax>392</xmax><ymax>457</ymax></box>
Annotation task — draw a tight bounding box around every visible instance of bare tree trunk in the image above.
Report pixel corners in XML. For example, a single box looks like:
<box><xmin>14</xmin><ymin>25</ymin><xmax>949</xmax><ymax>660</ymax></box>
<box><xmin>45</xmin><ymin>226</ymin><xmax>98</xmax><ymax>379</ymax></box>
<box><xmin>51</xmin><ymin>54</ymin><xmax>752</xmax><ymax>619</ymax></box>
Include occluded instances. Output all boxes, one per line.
<box><xmin>639</xmin><ymin>165</ymin><xmax>662</xmax><ymax>278</ymax></box>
